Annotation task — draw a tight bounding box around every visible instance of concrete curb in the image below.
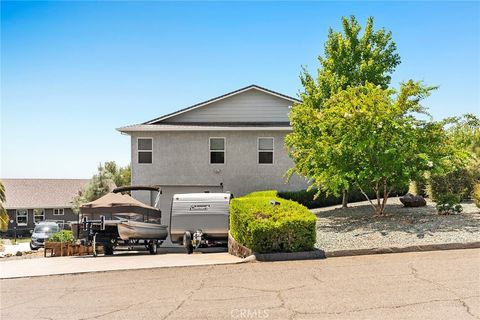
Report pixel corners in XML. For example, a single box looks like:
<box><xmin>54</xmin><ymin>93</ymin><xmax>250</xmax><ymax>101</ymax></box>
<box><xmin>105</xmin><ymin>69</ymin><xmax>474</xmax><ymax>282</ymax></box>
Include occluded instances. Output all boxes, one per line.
<box><xmin>324</xmin><ymin>242</ymin><xmax>480</xmax><ymax>258</ymax></box>
<box><xmin>253</xmin><ymin>249</ymin><xmax>326</xmax><ymax>262</ymax></box>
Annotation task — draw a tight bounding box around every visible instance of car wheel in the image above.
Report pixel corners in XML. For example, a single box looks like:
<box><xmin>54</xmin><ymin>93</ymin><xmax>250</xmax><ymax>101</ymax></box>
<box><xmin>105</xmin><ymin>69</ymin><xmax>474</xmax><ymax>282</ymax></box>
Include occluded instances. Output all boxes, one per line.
<box><xmin>30</xmin><ymin>242</ymin><xmax>38</xmax><ymax>250</ymax></box>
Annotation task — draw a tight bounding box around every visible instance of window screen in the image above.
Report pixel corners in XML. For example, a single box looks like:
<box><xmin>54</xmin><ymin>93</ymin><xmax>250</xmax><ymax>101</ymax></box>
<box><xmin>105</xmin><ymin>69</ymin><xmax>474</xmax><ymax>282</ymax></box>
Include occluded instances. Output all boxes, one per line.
<box><xmin>210</xmin><ymin>138</ymin><xmax>225</xmax><ymax>164</ymax></box>
<box><xmin>138</xmin><ymin>138</ymin><xmax>153</xmax><ymax>164</ymax></box>
<box><xmin>258</xmin><ymin>138</ymin><xmax>274</xmax><ymax>164</ymax></box>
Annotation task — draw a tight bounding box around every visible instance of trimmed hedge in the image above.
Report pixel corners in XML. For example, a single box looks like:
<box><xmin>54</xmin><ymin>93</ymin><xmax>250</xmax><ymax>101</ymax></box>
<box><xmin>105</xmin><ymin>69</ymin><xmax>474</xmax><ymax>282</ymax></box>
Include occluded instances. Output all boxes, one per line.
<box><xmin>230</xmin><ymin>191</ymin><xmax>316</xmax><ymax>253</ymax></box>
<box><xmin>49</xmin><ymin>230</ymin><xmax>75</xmax><ymax>243</ymax></box>
<box><xmin>278</xmin><ymin>186</ymin><xmax>409</xmax><ymax>209</ymax></box>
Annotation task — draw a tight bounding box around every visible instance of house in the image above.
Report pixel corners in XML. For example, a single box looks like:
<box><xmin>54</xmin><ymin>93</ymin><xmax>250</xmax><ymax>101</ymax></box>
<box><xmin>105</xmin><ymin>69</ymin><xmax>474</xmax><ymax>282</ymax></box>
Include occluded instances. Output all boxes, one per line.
<box><xmin>118</xmin><ymin>84</ymin><xmax>308</xmax><ymax>221</ymax></box>
<box><xmin>1</xmin><ymin>179</ymin><xmax>90</xmax><ymax>236</ymax></box>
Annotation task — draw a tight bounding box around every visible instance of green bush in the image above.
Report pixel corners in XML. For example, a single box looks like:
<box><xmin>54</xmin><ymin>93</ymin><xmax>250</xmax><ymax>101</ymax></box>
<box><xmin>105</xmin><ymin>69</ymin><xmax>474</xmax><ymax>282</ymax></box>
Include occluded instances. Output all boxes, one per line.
<box><xmin>278</xmin><ymin>185</ymin><xmax>409</xmax><ymax>209</ymax></box>
<box><xmin>409</xmin><ymin>177</ymin><xmax>428</xmax><ymax>197</ymax></box>
<box><xmin>473</xmin><ymin>183</ymin><xmax>480</xmax><ymax>208</ymax></box>
<box><xmin>49</xmin><ymin>230</ymin><xmax>75</xmax><ymax>243</ymax></box>
<box><xmin>427</xmin><ymin>166</ymin><xmax>476</xmax><ymax>202</ymax></box>
<box><xmin>230</xmin><ymin>191</ymin><xmax>316</xmax><ymax>253</ymax></box>
<box><xmin>245</xmin><ymin>190</ymin><xmax>278</xmax><ymax>198</ymax></box>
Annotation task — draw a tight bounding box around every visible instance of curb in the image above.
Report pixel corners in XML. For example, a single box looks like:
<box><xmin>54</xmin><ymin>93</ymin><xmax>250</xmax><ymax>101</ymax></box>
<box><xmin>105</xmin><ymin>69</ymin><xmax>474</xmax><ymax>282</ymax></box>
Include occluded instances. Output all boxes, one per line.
<box><xmin>253</xmin><ymin>249</ymin><xmax>326</xmax><ymax>262</ymax></box>
<box><xmin>324</xmin><ymin>242</ymin><xmax>480</xmax><ymax>258</ymax></box>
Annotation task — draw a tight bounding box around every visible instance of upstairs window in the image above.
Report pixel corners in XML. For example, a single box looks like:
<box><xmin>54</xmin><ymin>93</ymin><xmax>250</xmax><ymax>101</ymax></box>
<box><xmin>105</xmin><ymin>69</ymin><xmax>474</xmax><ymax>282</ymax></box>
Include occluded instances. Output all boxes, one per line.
<box><xmin>34</xmin><ymin>209</ymin><xmax>45</xmax><ymax>224</ymax></box>
<box><xmin>53</xmin><ymin>208</ymin><xmax>64</xmax><ymax>216</ymax></box>
<box><xmin>16</xmin><ymin>209</ymin><xmax>28</xmax><ymax>226</ymax></box>
<box><xmin>258</xmin><ymin>137</ymin><xmax>274</xmax><ymax>164</ymax></box>
<box><xmin>138</xmin><ymin>138</ymin><xmax>153</xmax><ymax>164</ymax></box>
<box><xmin>209</xmin><ymin>138</ymin><xmax>225</xmax><ymax>164</ymax></box>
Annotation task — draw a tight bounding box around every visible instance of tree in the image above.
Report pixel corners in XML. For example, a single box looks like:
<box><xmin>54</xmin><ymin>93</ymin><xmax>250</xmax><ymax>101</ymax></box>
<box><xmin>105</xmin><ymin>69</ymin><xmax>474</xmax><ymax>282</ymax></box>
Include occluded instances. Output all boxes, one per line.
<box><xmin>103</xmin><ymin>161</ymin><xmax>131</xmax><ymax>187</ymax></box>
<box><xmin>286</xmin><ymin>81</ymin><xmax>452</xmax><ymax>216</ymax></box>
<box><xmin>298</xmin><ymin>15</ymin><xmax>401</xmax><ymax>206</ymax></box>
<box><xmin>72</xmin><ymin>164</ymin><xmax>116</xmax><ymax>213</ymax></box>
<box><xmin>0</xmin><ymin>180</ymin><xmax>8</xmax><ymax>232</ymax></box>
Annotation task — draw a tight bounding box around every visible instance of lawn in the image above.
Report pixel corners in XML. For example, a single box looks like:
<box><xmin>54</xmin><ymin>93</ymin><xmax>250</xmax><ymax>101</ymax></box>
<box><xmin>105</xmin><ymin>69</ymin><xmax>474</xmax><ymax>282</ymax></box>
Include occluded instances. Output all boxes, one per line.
<box><xmin>313</xmin><ymin>197</ymin><xmax>480</xmax><ymax>252</ymax></box>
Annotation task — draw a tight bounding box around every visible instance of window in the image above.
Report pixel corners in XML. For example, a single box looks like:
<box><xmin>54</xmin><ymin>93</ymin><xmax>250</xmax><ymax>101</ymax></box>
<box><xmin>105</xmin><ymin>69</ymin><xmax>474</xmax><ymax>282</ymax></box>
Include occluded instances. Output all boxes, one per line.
<box><xmin>53</xmin><ymin>208</ymin><xmax>64</xmax><ymax>216</ymax></box>
<box><xmin>16</xmin><ymin>209</ymin><xmax>28</xmax><ymax>226</ymax></box>
<box><xmin>258</xmin><ymin>137</ymin><xmax>274</xmax><ymax>164</ymax></box>
<box><xmin>138</xmin><ymin>138</ymin><xmax>153</xmax><ymax>164</ymax></box>
<box><xmin>34</xmin><ymin>209</ymin><xmax>45</xmax><ymax>224</ymax></box>
<box><xmin>209</xmin><ymin>138</ymin><xmax>225</xmax><ymax>164</ymax></box>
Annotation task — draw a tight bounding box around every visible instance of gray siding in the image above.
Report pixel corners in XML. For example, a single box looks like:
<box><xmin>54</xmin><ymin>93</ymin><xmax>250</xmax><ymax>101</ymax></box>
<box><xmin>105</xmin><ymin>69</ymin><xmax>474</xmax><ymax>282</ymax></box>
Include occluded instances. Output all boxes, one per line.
<box><xmin>130</xmin><ymin>130</ymin><xmax>308</xmax><ymax>200</ymax></box>
<box><xmin>163</xmin><ymin>89</ymin><xmax>293</xmax><ymax>123</ymax></box>
<box><xmin>4</xmin><ymin>208</ymin><xmax>78</xmax><ymax>235</ymax></box>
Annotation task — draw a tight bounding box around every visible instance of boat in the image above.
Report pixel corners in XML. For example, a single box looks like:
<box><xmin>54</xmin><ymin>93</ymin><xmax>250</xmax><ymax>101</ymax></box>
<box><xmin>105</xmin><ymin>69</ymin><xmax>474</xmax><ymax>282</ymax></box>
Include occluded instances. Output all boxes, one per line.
<box><xmin>117</xmin><ymin>220</ymin><xmax>168</xmax><ymax>241</ymax></box>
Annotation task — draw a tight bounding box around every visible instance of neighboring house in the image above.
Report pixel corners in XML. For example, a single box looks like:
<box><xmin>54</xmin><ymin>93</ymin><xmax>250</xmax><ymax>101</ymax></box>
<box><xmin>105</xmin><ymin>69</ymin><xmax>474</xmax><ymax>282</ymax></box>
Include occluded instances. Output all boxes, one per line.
<box><xmin>1</xmin><ymin>179</ymin><xmax>90</xmax><ymax>236</ymax></box>
<box><xmin>118</xmin><ymin>84</ymin><xmax>309</xmax><ymax>221</ymax></box>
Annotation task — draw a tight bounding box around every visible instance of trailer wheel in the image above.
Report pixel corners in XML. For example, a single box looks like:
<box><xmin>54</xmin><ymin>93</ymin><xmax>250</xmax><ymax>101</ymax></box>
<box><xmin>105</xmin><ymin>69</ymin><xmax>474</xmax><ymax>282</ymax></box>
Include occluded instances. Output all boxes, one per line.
<box><xmin>149</xmin><ymin>241</ymin><xmax>157</xmax><ymax>255</ymax></box>
<box><xmin>183</xmin><ymin>231</ymin><xmax>193</xmax><ymax>254</ymax></box>
<box><xmin>104</xmin><ymin>244</ymin><xmax>114</xmax><ymax>256</ymax></box>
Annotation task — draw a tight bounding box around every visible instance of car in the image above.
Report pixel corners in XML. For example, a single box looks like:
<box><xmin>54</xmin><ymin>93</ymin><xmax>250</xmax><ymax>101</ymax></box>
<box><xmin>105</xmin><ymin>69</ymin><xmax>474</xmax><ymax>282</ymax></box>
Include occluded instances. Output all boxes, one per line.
<box><xmin>30</xmin><ymin>222</ymin><xmax>60</xmax><ymax>250</ymax></box>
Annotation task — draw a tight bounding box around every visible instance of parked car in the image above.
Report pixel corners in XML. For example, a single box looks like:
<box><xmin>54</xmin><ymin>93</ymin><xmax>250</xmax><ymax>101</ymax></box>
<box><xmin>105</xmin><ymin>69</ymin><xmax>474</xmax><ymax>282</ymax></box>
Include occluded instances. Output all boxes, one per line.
<box><xmin>30</xmin><ymin>222</ymin><xmax>60</xmax><ymax>250</ymax></box>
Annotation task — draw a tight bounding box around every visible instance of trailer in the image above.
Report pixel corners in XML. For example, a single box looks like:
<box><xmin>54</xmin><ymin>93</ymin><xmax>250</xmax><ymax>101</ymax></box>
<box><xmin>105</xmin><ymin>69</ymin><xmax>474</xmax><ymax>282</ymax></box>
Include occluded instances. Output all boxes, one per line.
<box><xmin>170</xmin><ymin>193</ymin><xmax>232</xmax><ymax>254</ymax></box>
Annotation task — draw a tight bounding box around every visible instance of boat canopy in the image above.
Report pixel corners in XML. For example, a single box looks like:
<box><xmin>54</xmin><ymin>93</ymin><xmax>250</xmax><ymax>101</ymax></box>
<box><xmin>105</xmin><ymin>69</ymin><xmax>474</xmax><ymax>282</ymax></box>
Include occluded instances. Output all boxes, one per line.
<box><xmin>80</xmin><ymin>193</ymin><xmax>161</xmax><ymax>216</ymax></box>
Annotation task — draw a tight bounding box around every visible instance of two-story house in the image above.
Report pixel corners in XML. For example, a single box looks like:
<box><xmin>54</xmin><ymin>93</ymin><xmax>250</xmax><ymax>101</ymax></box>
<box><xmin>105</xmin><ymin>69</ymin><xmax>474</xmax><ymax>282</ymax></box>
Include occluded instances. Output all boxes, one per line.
<box><xmin>118</xmin><ymin>85</ymin><xmax>308</xmax><ymax>219</ymax></box>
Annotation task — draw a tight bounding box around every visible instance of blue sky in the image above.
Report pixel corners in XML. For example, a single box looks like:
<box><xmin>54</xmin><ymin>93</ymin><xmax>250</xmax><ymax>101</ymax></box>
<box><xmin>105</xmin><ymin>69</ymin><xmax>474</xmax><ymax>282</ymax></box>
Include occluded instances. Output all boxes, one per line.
<box><xmin>1</xmin><ymin>1</ymin><xmax>479</xmax><ymax>178</ymax></box>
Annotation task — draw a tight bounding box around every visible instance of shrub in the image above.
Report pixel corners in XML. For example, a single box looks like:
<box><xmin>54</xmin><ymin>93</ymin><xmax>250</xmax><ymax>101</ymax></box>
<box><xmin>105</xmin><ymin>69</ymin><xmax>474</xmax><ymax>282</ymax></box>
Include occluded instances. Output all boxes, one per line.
<box><xmin>473</xmin><ymin>183</ymin><xmax>480</xmax><ymax>208</ymax></box>
<box><xmin>427</xmin><ymin>166</ymin><xmax>476</xmax><ymax>202</ymax></box>
<box><xmin>408</xmin><ymin>177</ymin><xmax>428</xmax><ymax>197</ymax></box>
<box><xmin>278</xmin><ymin>185</ymin><xmax>408</xmax><ymax>209</ymax></box>
<box><xmin>49</xmin><ymin>230</ymin><xmax>75</xmax><ymax>243</ymax></box>
<box><xmin>245</xmin><ymin>190</ymin><xmax>278</xmax><ymax>198</ymax></box>
<box><xmin>230</xmin><ymin>191</ymin><xmax>316</xmax><ymax>253</ymax></box>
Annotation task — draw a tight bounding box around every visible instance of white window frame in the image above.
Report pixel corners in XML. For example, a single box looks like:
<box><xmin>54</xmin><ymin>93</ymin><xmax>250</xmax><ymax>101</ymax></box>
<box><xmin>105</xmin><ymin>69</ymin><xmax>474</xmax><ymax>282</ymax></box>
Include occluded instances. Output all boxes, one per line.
<box><xmin>209</xmin><ymin>137</ymin><xmax>226</xmax><ymax>165</ymax></box>
<box><xmin>16</xmin><ymin>209</ymin><xmax>28</xmax><ymax>226</ymax></box>
<box><xmin>257</xmin><ymin>137</ymin><xmax>274</xmax><ymax>165</ymax></box>
<box><xmin>137</xmin><ymin>137</ymin><xmax>153</xmax><ymax>165</ymax></box>
<box><xmin>53</xmin><ymin>208</ymin><xmax>65</xmax><ymax>216</ymax></box>
<box><xmin>33</xmin><ymin>209</ymin><xmax>45</xmax><ymax>224</ymax></box>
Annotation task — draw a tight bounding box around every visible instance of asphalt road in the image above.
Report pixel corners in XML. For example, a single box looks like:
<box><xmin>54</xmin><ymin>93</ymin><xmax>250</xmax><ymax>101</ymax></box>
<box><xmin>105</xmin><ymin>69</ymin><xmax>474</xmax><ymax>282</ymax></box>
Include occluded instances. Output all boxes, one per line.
<box><xmin>1</xmin><ymin>249</ymin><xmax>479</xmax><ymax>320</ymax></box>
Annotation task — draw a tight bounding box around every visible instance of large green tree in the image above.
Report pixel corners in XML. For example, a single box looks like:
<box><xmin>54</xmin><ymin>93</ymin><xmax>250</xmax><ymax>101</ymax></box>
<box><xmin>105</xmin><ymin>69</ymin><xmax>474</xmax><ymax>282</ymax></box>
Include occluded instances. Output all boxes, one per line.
<box><xmin>300</xmin><ymin>15</ymin><xmax>401</xmax><ymax>110</ymax></box>
<box><xmin>286</xmin><ymin>81</ymin><xmax>452</xmax><ymax>216</ymax></box>
<box><xmin>298</xmin><ymin>16</ymin><xmax>401</xmax><ymax>206</ymax></box>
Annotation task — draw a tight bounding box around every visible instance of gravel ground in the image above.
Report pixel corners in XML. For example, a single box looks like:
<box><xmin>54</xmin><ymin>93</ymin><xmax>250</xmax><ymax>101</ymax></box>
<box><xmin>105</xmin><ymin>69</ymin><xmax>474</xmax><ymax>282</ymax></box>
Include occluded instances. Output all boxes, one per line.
<box><xmin>313</xmin><ymin>197</ymin><xmax>480</xmax><ymax>252</ymax></box>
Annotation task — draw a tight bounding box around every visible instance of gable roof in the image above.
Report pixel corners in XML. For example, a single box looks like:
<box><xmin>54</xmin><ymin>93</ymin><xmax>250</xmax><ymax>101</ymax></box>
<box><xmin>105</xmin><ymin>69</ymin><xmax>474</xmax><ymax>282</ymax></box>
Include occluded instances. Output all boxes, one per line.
<box><xmin>144</xmin><ymin>84</ymin><xmax>301</xmax><ymax>125</ymax></box>
<box><xmin>2</xmin><ymin>179</ymin><xmax>90</xmax><ymax>209</ymax></box>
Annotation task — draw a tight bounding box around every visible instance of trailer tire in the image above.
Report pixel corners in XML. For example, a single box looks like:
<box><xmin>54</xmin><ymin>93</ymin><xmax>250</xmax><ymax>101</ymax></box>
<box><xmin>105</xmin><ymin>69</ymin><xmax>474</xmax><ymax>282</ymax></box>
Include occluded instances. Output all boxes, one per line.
<box><xmin>183</xmin><ymin>232</ymin><xmax>193</xmax><ymax>254</ymax></box>
<box><xmin>104</xmin><ymin>244</ymin><xmax>114</xmax><ymax>256</ymax></box>
<box><xmin>149</xmin><ymin>241</ymin><xmax>157</xmax><ymax>255</ymax></box>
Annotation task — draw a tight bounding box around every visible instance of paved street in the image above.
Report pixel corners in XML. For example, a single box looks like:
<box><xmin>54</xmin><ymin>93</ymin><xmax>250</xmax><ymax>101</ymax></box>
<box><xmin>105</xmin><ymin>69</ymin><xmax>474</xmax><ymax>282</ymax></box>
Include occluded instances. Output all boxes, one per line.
<box><xmin>1</xmin><ymin>249</ymin><xmax>479</xmax><ymax>320</ymax></box>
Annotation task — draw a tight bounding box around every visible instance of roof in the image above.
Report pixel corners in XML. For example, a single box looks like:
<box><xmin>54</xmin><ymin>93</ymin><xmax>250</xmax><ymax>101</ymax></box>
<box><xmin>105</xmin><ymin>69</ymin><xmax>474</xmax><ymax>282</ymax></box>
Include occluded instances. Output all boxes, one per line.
<box><xmin>117</xmin><ymin>122</ymin><xmax>293</xmax><ymax>133</ymax></box>
<box><xmin>117</xmin><ymin>85</ymin><xmax>300</xmax><ymax>133</ymax></box>
<box><xmin>2</xmin><ymin>179</ymin><xmax>90</xmax><ymax>209</ymax></box>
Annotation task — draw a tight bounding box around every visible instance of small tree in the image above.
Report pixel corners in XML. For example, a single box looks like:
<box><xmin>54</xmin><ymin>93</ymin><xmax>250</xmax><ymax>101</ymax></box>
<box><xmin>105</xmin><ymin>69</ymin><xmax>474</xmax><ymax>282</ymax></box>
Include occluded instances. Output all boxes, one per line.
<box><xmin>299</xmin><ymin>15</ymin><xmax>401</xmax><ymax>206</ymax></box>
<box><xmin>72</xmin><ymin>165</ymin><xmax>116</xmax><ymax>213</ymax></box>
<box><xmin>103</xmin><ymin>161</ymin><xmax>131</xmax><ymax>187</ymax></box>
<box><xmin>0</xmin><ymin>181</ymin><xmax>8</xmax><ymax>232</ymax></box>
<box><xmin>286</xmin><ymin>81</ymin><xmax>450</xmax><ymax>216</ymax></box>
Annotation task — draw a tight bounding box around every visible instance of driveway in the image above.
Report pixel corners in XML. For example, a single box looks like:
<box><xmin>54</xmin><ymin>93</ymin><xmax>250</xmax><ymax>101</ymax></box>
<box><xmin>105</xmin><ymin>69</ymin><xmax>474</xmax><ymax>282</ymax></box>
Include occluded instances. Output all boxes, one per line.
<box><xmin>1</xmin><ymin>249</ymin><xmax>479</xmax><ymax>319</ymax></box>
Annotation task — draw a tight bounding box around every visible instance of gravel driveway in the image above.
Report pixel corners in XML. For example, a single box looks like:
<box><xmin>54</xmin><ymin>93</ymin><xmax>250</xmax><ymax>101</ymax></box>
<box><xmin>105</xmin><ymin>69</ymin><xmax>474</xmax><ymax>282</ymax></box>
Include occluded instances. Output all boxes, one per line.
<box><xmin>313</xmin><ymin>197</ymin><xmax>480</xmax><ymax>252</ymax></box>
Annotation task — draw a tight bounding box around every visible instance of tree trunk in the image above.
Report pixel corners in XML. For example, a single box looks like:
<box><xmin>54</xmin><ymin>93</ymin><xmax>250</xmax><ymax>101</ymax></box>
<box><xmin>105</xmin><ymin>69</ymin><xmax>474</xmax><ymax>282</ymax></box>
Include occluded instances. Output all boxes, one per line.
<box><xmin>342</xmin><ymin>190</ymin><xmax>349</xmax><ymax>209</ymax></box>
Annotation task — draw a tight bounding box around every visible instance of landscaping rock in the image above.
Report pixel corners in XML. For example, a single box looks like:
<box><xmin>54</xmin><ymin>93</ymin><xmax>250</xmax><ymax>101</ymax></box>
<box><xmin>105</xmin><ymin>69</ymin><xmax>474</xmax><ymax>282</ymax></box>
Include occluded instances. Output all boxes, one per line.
<box><xmin>15</xmin><ymin>251</ymin><xmax>23</xmax><ymax>256</ymax></box>
<box><xmin>400</xmin><ymin>193</ymin><xmax>427</xmax><ymax>207</ymax></box>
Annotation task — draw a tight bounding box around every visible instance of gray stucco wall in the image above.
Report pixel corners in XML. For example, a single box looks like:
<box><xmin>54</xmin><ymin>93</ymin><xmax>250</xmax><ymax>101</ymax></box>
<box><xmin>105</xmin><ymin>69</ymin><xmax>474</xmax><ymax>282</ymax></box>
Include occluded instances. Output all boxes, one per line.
<box><xmin>130</xmin><ymin>130</ymin><xmax>308</xmax><ymax>199</ymax></box>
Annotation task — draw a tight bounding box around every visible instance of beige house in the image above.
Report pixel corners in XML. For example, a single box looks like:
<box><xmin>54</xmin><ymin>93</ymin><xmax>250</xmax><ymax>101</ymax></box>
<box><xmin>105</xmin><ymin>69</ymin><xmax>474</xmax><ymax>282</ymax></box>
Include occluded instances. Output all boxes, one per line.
<box><xmin>118</xmin><ymin>85</ymin><xmax>308</xmax><ymax>219</ymax></box>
